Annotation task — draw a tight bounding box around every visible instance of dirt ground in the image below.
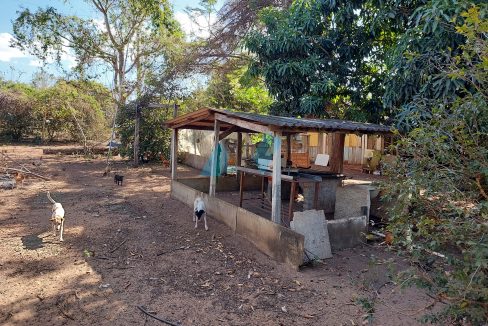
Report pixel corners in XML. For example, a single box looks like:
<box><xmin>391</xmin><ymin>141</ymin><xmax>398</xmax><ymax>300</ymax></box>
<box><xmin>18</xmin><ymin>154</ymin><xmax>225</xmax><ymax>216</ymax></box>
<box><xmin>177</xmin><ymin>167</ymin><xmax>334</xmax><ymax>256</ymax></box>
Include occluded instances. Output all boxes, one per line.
<box><xmin>0</xmin><ymin>145</ymin><xmax>440</xmax><ymax>326</ymax></box>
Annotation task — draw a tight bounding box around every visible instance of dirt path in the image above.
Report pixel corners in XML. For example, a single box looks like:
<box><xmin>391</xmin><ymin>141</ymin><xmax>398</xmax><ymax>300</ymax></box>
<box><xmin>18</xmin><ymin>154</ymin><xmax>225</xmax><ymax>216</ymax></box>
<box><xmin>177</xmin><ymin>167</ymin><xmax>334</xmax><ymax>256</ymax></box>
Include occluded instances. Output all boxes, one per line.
<box><xmin>0</xmin><ymin>145</ymin><xmax>438</xmax><ymax>325</ymax></box>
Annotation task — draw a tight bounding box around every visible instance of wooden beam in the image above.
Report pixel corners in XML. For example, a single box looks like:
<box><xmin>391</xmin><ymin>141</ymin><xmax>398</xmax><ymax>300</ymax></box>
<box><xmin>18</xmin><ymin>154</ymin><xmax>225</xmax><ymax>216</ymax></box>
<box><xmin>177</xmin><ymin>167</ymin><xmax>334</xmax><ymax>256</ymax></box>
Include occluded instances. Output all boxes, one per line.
<box><xmin>171</xmin><ymin>113</ymin><xmax>211</xmax><ymax>129</ymax></box>
<box><xmin>235</xmin><ymin>166</ymin><xmax>294</xmax><ymax>181</ymax></box>
<box><xmin>219</xmin><ymin>125</ymin><xmax>238</xmax><ymax>140</ymax></box>
<box><xmin>170</xmin><ymin>105</ymin><xmax>179</xmax><ymax>180</ymax></box>
<box><xmin>215</xmin><ymin>113</ymin><xmax>273</xmax><ymax>135</ymax></box>
<box><xmin>236</xmin><ymin>132</ymin><xmax>242</xmax><ymax>181</ymax></box>
<box><xmin>209</xmin><ymin>119</ymin><xmax>220</xmax><ymax>196</ymax></box>
<box><xmin>287</xmin><ymin>181</ymin><xmax>296</xmax><ymax>227</ymax></box>
<box><xmin>286</xmin><ymin>134</ymin><xmax>292</xmax><ymax>166</ymax></box>
<box><xmin>329</xmin><ymin>133</ymin><xmax>345</xmax><ymax>173</ymax></box>
<box><xmin>239</xmin><ymin>172</ymin><xmax>244</xmax><ymax>207</ymax></box>
<box><xmin>171</xmin><ymin>129</ymin><xmax>178</xmax><ymax>180</ymax></box>
<box><xmin>236</xmin><ymin>132</ymin><xmax>242</xmax><ymax>167</ymax></box>
<box><xmin>271</xmin><ymin>132</ymin><xmax>282</xmax><ymax>224</ymax></box>
<box><xmin>133</xmin><ymin>106</ymin><xmax>141</xmax><ymax>166</ymax></box>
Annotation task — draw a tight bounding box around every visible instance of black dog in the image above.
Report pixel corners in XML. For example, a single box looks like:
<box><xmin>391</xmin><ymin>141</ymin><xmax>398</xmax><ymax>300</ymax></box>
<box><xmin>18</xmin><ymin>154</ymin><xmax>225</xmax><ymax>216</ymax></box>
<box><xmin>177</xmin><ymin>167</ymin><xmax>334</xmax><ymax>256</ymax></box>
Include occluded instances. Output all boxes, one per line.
<box><xmin>114</xmin><ymin>174</ymin><xmax>124</xmax><ymax>186</ymax></box>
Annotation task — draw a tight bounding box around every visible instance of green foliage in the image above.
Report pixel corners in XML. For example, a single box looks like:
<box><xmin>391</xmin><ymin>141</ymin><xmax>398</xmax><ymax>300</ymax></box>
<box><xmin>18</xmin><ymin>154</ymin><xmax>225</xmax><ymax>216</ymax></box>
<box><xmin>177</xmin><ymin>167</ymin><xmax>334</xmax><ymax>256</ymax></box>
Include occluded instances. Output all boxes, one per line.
<box><xmin>245</xmin><ymin>0</ymin><xmax>411</xmax><ymax>121</ymax></box>
<box><xmin>118</xmin><ymin>103</ymin><xmax>173</xmax><ymax>160</ymax></box>
<box><xmin>383</xmin><ymin>6</ymin><xmax>488</xmax><ymax>323</ymax></box>
<box><xmin>0</xmin><ymin>79</ymin><xmax>112</xmax><ymax>144</ymax></box>
<box><xmin>206</xmin><ymin>62</ymin><xmax>274</xmax><ymax>113</ymax></box>
<box><xmin>36</xmin><ymin>81</ymin><xmax>109</xmax><ymax>143</ymax></box>
<box><xmin>0</xmin><ymin>83</ymin><xmax>37</xmax><ymax>140</ymax></box>
<box><xmin>11</xmin><ymin>0</ymin><xmax>181</xmax><ymax>106</ymax></box>
<box><xmin>384</xmin><ymin>0</ymin><xmax>487</xmax><ymax>130</ymax></box>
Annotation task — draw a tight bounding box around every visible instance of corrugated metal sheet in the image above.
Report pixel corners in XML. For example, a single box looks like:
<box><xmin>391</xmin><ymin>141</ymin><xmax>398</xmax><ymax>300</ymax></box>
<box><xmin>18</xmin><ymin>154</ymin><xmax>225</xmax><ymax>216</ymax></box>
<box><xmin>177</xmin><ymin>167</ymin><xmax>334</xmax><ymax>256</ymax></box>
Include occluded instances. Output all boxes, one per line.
<box><xmin>166</xmin><ymin>108</ymin><xmax>392</xmax><ymax>134</ymax></box>
<box><xmin>212</xmin><ymin>109</ymin><xmax>392</xmax><ymax>134</ymax></box>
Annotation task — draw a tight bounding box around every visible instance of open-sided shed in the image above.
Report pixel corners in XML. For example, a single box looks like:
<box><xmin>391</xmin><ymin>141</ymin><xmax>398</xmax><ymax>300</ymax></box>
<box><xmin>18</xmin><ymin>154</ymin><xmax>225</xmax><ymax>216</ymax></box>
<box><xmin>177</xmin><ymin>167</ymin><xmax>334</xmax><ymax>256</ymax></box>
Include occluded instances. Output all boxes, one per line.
<box><xmin>166</xmin><ymin>107</ymin><xmax>392</xmax><ymax>225</ymax></box>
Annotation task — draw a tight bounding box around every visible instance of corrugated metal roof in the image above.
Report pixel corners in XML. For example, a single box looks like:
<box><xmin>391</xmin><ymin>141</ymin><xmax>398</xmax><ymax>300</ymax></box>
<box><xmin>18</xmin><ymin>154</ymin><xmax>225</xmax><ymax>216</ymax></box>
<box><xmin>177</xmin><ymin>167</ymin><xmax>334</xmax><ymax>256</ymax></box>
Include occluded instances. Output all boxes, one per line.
<box><xmin>166</xmin><ymin>108</ymin><xmax>392</xmax><ymax>134</ymax></box>
<box><xmin>214</xmin><ymin>109</ymin><xmax>391</xmax><ymax>133</ymax></box>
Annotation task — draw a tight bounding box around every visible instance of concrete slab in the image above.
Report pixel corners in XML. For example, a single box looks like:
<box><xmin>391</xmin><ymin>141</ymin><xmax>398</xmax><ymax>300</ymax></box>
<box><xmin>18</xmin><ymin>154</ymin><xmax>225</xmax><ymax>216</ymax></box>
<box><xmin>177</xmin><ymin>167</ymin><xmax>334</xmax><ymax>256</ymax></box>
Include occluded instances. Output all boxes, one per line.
<box><xmin>327</xmin><ymin>215</ymin><xmax>367</xmax><ymax>251</ymax></box>
<box><xmin>291</xmin><ymin>210</ymin><xmax>332</xmax><ymax>261</ymax></box>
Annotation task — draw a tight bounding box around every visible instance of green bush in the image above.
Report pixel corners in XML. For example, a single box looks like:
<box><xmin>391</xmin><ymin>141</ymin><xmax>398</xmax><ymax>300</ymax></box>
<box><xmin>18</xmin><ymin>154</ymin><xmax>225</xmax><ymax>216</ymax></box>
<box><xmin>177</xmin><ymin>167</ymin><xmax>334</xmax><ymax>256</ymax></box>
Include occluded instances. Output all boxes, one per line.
<box><xmin>383</xmin><ymin>7</ymin><xmax>487</xmax><ymax>324</ymax></box>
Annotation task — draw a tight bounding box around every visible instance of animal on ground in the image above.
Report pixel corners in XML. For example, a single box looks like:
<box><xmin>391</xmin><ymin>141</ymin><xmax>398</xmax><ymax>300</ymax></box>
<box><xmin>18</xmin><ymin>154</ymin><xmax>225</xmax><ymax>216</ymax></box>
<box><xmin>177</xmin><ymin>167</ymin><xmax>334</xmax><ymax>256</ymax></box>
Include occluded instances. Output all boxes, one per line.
<box><xmin>14</xmin><ymin>172</ymin><xmax>26</xmax><ymax>187</ymax></box>
<box><xmin>162</xmin><ymin>159</ymin><xmax>170</xmax><ymax>168</ymax></box>
<box><xmin>47</xmin><ymin>191</ymin><xmax>65</xmax><ymax>242</ymax></box>
<box><xmin>103</xmin><ymin>166</ymin><xmax>111</xmax><ymax>177</ymax></box>
<box><xmin>114</xmin><ymin>174</ymin><xmax>124</xmax><ymax>185</ymax></box>
<box><xmin>193</xmin><ymin>196</ymin><xmax>208</xmax><ymax>231</ymax></box>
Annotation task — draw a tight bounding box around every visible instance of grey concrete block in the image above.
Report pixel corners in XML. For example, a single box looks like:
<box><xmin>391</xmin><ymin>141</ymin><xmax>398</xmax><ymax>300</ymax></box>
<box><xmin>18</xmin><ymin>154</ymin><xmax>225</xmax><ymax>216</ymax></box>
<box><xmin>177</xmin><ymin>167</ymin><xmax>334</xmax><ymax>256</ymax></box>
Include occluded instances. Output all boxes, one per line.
<box><xmin>291</xmin><ymin>210</ymin><xmax>332</xmax><ymax>261</ymax></box>
<box><xmin>300</xmin><ymin>179</ymin><xmax>340</xmax><ymax>214</ymax></box>
<box><xmin>327</xmin><ymin>215</ymin><xmax>367</xmax><ymax>251</ymax></box>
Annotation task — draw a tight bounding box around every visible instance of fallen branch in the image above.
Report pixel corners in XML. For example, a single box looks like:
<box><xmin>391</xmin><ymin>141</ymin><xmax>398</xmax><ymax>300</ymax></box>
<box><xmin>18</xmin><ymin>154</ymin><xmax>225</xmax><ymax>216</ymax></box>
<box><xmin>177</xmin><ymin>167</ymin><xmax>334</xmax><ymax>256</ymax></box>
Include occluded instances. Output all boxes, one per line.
<box><xmin>109</xmin><ymin>239</ymin><xmax>127</xmax><ymax>253</ymax></box>
<box><xmin>0</xmin><ymin>152</ymin><xmax>32</xmax><ymax>174</ymax></box>
<box><xmin>3</xmin><ymin>167</ymin><xmax>50</xmax><ymax>181</ymax></box>
<box><xmin>137</xmin><ymin>305</ymin><xmax>180</xmax><ymax>326</ymax></box>
<box><xmin>156</xmin><ymin>246</ymin><xmax>188</xmax><ymax>256</ymax></box>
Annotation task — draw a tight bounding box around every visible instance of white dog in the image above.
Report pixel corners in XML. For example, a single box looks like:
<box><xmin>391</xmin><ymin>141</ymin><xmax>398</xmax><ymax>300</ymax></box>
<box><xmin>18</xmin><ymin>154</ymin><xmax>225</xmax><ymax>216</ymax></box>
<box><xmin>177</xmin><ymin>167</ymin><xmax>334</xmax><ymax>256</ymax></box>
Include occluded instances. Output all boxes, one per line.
<box><xmin>47</xmin><ymin>191</ymin><xmax>65</xmax><ymax>242</ymax></box>
<box><xmin>193</xmin><ymin>197</ymin><xmax>208</xmax><ymax>231</ymax></box>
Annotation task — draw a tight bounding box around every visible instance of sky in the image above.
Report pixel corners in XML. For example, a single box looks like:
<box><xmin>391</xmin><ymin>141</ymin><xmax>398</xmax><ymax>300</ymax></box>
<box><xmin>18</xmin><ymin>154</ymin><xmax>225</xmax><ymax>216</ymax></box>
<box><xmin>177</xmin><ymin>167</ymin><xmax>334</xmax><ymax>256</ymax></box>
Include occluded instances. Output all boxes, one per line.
<box><xmin>0</xmin><ymin>0</ymin><xmax>222</xmax><ymax>85</ymax></box>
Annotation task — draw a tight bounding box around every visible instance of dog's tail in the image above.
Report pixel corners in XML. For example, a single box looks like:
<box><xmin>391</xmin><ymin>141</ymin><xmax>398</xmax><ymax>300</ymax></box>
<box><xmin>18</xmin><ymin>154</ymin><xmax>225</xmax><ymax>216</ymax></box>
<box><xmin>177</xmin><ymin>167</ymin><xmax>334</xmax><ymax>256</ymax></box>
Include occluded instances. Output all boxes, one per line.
<box><xmin>47</xmin><ymin>191</ymin><xmax>56</xmax><ymax>204</ymax></box>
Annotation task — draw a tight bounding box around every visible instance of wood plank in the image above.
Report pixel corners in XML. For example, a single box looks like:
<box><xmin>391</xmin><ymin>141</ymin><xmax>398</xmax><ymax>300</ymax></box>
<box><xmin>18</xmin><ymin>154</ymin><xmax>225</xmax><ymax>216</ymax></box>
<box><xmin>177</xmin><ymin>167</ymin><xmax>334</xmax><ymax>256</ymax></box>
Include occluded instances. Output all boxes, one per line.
<box><xmin>271</xmin><ymin>131</ymin><xmax>282</xmax><ymax>224</ymax></box>
<box><xmin>171</xmin><ymin>113</ymin><xmax>211</xmax><ymax>129</ymax></box>
<box><xmin>215</xmin><ymin>113</ymin><xmax>273</xmax><ymax>135</ymax></box>
<box><xmin>133</xmin><ymin>107</ymin><xmax>141</xmax><ymax>166</ymax></box>
<box><xmin>209</xmin><ymin>119</ymin><xmax>220</xmax><ymax>196</ymax></box>
<box><xmin>236</xmin><ymin>132</ymin><xmax>242</xmax><ymax>181</ymax></box>
<box><xmin>170</xmin><ymin>105</ymin><xmax>179</xmax><ymax>180</ymax></box>
<box><xmin>287</xmin><ymin>181</ymin><xmax>296</xmax><ymax>227</ymax></box>
<box><xmin>239</xmin><ymin>172</ymin><xmax>244</xmax><ymax>207</ymax></box>
<box><xmin>329</xmin><ymin>133</ymin><xmax>345</xmax><ymax>173</ymax></box>
<box><xmin>286</xmin><ymin>134</ymin><xmax>291</xmax><ymax>166</ymax></box>
<box><xmin>235</xmin><ymin>166</ymin><xmax>294</xmax><ymax>181</ymax></box>
<box><xmin>219</xmin><ymin>125</ymin><xmax>238</xmax><ymax>140</ymax></box>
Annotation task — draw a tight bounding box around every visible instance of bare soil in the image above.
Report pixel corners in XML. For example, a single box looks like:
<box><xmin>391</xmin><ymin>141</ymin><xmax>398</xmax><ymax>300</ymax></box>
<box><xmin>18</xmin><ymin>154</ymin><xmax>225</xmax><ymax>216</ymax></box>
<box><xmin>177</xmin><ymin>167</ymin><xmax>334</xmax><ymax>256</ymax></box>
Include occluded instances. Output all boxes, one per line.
<box><xmin>0</xmin><ymin>145</ymin><xmax>439</xmax><ymax>326</ymax></box>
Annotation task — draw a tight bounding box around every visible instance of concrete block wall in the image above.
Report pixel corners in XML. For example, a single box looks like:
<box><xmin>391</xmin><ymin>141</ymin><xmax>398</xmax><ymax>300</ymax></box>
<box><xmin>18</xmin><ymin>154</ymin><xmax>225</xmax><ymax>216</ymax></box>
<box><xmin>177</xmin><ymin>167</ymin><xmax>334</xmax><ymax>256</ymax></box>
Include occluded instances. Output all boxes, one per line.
<box><xmin>171</xmin><ymin>180</ymin><xmax>304</xmax><ymax>268</ymax></box>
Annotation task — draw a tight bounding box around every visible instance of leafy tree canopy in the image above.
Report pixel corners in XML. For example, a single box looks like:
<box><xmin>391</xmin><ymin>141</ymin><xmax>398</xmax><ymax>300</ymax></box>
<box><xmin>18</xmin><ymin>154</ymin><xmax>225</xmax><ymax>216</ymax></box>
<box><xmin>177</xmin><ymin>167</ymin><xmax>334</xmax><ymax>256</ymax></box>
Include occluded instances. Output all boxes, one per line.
<box><xmin>245</xmin><ymin>0</ymin><xmax>415</xmax><ymax>122</ymax></box>
<box><xmin>384</xmin><ymin>0</ymin><xmax>487</xmax><ymax>130</ymax></box>
<box><xmin>11</xmin><ymin>0</ymin><xmax>182</xmax><ymax>107</ymax></box>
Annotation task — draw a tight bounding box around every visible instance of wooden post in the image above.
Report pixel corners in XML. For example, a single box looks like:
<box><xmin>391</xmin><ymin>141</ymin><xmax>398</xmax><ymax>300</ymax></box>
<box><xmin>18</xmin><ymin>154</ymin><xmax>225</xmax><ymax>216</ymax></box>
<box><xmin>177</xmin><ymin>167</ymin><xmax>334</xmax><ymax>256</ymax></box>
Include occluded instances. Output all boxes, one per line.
<box><xmin>271</xmin><ymin>132</ymin><xmax>282</xmax><ymax>224</ymax></box>
<box><xmin>236</xmin><ymin>132</ymin><xmax>242</xmax><ymax>180</ymax></box>
<box><xmin>209</xmin><ymin>119</ymin><xmax>220</xmax><ymax>196</ymax></box>
<box><xmin>239</xmin><ymin>172</ymin><xmax>244</xmax><ymax>207</ymax></box>
<box><xmin>133</xmin><ymin>105</ymin><xmax>141</xmax><ymax>166</ymax></box>
<box><xmin>286</xmin><ymin>134</ymin><xmax>292</xmax><ymax>166</ymax></box>
<box><xmin>287</xmin><ymin>181</ymin><xmax>296</xmax><ymax>227</ymax></box>
<box><xmin>330</xmin><ymin>133</ymin><xmax>346</xmax><ymax>173</ymax></box>
<box><xmin>170</xmin><ymin>104</ymin><xmax>179</xmax><ymax>180</ymax></box>
<box><xmin>361</xmin><ymin>134</ymin><xmax>367</xmax><ymax>165</ymax></box>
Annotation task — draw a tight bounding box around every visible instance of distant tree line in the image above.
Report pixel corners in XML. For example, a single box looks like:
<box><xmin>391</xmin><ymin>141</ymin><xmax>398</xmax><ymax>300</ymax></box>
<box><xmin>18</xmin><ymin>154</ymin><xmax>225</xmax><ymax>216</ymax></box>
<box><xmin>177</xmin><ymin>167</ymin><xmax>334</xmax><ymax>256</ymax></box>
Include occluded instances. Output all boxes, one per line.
<box><xmin>0</xmin><ymin>78</ymin><xmax>113</xmax><ymax>147</ymax></box>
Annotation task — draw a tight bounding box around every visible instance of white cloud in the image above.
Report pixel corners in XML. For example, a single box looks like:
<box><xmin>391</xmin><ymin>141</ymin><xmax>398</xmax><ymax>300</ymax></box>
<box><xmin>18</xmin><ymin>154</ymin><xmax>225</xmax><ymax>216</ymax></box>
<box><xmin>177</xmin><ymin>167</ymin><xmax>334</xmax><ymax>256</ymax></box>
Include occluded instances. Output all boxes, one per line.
<box><xmin>29</xmin><ymin>59</ymin><xmax>43</xmax><ymax>67</ymax></box>
<box><xmin>0</xmin><ymin>33</ymin><xmax>28</xmax><ymax>62</ymax></box>
<box><xmin>174</xmin><ymin>11</ymin><xmax>216</xmax><ymax>40</ymax></box>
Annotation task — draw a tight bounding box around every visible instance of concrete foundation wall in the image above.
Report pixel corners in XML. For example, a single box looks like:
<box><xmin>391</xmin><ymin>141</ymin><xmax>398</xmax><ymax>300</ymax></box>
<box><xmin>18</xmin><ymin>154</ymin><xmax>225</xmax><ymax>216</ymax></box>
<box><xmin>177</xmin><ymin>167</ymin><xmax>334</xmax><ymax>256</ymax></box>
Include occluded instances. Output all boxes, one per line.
<box><xmin>177</xmin><ymin>175</ymin><xmax>262</xmax><ymax>193</ymax></box>
<box><xmin>181</xmin><ymin>152</ymin><xmax>208</xmax><ymax>170</ymax></box>
<box><xmin>327</xmin><ymin>215</ymin><xmax>367</xmax><ymax>251</ymax></box>
<box><xmin>171</xmin><ymin>180</ymin><xmax>304</xmax><ymax>268</ymax></box>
